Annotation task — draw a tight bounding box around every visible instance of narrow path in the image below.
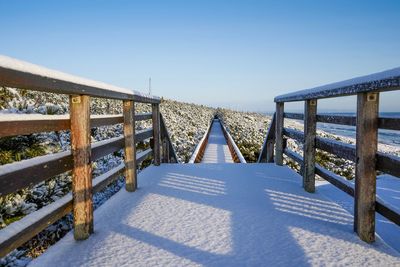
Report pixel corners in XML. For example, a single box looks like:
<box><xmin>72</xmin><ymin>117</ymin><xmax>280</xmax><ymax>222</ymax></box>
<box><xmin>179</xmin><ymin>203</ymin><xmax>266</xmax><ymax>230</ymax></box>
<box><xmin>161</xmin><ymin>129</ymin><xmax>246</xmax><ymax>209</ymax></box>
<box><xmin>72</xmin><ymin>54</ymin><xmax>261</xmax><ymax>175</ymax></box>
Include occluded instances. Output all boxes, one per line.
<box><xmin>201</xmin><ymin>119</ymin><xmax>234</xmax><ymax>163</ymax></box>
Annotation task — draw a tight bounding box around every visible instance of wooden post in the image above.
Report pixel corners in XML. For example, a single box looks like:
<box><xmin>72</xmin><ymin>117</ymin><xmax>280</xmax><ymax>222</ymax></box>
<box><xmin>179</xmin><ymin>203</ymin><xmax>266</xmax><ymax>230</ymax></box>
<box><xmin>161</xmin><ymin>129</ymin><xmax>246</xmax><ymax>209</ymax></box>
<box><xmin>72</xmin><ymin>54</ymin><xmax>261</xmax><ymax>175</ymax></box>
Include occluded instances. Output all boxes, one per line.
<box><xmin>152</xmin><ymin>104</ymin><xmax>161</xmax><ymax>166</ymax></box>
<box><xmin>70</xmin><ymin>95</ymin><xmax>93</xmax><ymax>240</ymax></box>
<box><xmin>303</xmin><ymin>99</ymin><xmax>317</xmax><ymax>193</ymax></box>
<box><xmin>354</xmin><ymin>92</ymin><xmax>379</xmax><ymax>243</ymax></box>
<box><xmin>275</xmin><ymin>102</ymin><xmax>284</xmax><ymax>165</ymax></box>
<box><xmin>123</xmin><ymin>100</ymin><xmax>137</xmax><ymax>192</ymax></box>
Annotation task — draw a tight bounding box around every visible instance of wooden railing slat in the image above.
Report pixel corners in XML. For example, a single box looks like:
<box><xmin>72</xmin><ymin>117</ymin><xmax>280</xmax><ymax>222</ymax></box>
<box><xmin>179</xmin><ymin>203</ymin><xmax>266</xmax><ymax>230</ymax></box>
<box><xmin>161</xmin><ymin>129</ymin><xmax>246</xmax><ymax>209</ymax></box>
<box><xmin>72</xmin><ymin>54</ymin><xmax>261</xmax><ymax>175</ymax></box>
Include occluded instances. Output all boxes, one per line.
<box><xmin>0</xmin><ymin>113</ymin><xmax>153</xmax><ymax>138</ymax></box>
<box><xmin>275</xmin><ymin>103</ymin><xmax>284</xmax><ymax>165</ymax></box>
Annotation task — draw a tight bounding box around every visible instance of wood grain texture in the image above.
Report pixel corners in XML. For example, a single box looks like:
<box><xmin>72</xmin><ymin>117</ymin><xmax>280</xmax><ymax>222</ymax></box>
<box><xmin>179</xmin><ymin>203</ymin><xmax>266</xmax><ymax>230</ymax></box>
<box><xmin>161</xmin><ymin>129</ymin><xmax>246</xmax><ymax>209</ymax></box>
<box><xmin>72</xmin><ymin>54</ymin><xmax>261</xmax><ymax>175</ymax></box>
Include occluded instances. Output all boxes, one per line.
<box><xmin>152</xmin><ymin>104</ymin><xmax>161</xmax><ymax>166</ymax></box>
<box><xmin>303</xmin><ymin>99</ymin><xmax>317</xmax><ymax>193</ymax></box>
<box><xmin>354</xmin><ymin>92</ymin><xmax>379</xmax><ymax>243</ymax></box>
<box><xmin>70</xmin><ymin>95</ymin><xmax>93</xmax><ymax>240</ymax></box>
<box><xmin>123</xmin><ymin>100</ymin><xmax>137</xmax><ymax>192</ymax></box>
<box><xmin>275</xmin><ymin>102</ymin><xmax>284</xmax><ymax>165</ymax></box>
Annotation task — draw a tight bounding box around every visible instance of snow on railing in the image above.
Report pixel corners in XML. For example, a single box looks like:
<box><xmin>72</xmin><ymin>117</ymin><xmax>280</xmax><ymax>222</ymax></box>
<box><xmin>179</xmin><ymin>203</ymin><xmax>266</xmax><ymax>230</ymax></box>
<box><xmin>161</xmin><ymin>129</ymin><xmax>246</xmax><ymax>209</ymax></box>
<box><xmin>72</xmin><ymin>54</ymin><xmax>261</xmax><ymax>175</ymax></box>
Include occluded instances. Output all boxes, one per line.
<box><xmin>0</xmin><ymin>55</ymin><xmax>178</xmax><ymax>258</ymax></box>
<box><xmin>219</xmin><ymin>120</ymin><xmax>247</xmax><ymax>163</ymax></box>
<box><xmin>188</xmin><ymin>120</ymin><xmax>213</xmax><ymax>163</ymax></box>
<box><xmin>260</xmin><ymin>66</ymin><xmax>400</xmax><ymax>244</ymax></box>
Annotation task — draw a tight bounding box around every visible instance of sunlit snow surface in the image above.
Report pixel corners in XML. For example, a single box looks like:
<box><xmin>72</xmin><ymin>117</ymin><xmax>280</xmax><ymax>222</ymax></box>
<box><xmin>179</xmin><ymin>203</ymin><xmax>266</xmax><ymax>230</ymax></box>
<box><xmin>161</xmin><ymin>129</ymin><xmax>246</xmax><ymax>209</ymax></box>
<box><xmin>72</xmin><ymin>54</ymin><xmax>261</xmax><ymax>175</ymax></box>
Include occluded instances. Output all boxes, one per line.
<box><xmin>30</xmin><ymin>164</ymin><xmax>399</xmax><ymax>267</ymax></box>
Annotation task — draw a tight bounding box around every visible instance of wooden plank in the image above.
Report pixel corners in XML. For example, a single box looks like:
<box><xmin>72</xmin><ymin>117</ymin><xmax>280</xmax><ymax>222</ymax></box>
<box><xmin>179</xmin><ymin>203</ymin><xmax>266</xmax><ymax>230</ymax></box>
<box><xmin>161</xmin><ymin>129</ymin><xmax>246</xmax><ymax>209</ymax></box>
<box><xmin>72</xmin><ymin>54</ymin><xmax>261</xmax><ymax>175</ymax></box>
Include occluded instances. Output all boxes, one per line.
<box><xmin>258</xmin><ymin>113</ymin><xmax>275</xmax><ymax>163</ymax></box>
<box><xmin>378</xmin><ymin>117</ymin><xmax>400</xmax><ymax>130</ymax></box>
<box><xmin>152</xmin><ymin>104</ymin><xmax>161</xmax><ymax>166</ymax></box>
<box><xmin>376</xmin><ymin>199</ymin><xmax>400</xmax><ymax>226</ymax></box>
<box><xmin>135</xmin><ymin>113</ymin><xmax>153</xmax><ymax>121</ymax></box>
<box><xmin>284</xmin><ymin>113</ymin><xmax>304</xmax><ymax>120</ymax></box>
<box><xmin>70</xmin><ymin>95</ymin><xmax>93</xmax><ymax>240</ymax></box>
<box><xmin>283</xmin><ymin>127</ymin><xmax>304</xmax><ymax>143</ymax></box>
<box><xmin>283</xmin><ymin>148</ymin><xmax>303</xmax><ymax>165</ymax></box>
<box><xmin>92</xmin><ymin>164</ymin><xmax>125</xmax><ymax>194</ymax></box>
<box><xmin>317</xmin><ymin>114</ymin><xmax>356</xmax><ymax>126</ymax></box>
<box><xmin>123</xmin><ymin>100</ymin><xmax>137</xmax><ymax>192</ymax></box>
<box><xmin>0</xmin><ymin>114</ymin><xmax>154</xmax><ymax>138</ymax></box>
<box><xmin>90</xmin><ymin>115</ymin><xmax>123</xmax><ymax>128</ymax></box>
<box><xmin>354</xmin><ymin>92</ymin><xmax>379</xmax><ymax>243</ymax></box>
<box><xmin>315</xmin><ymin>137</ymin><xmax>356</xmax><ymax>161</ymax></box>
<box><xmin>0</xmin><ymin>151</ymin><xmax>73</xmax><ymax>196</ymax></box>
<box><xmin>137</xmin><ymin>149</ymin><xmax>153</xmax><ymax>163</ymax></box>
<box><xmin>160</xmin><ymin>113</ymin><xmax>178</xmax><ymax>163</ymax></box>
<box><xmin>0</xmin><ymin>193</ymin><xmax>72</xmax><ymax>258</ymax></box>
<box><xmin>275</xmin><ymin>102</ymin><xmax>284</xmax><ymax>165</ymax></box>
<box><xmin>274</xmin><ymin>67</ymin><xmax>400</xmax><ymax>102</ymax></box>
<box><xmin>303</xmin><ymin>99</ymin><xmax>317</xmax><ymax>193</ymax></box>
<box><xmin>0</xmin><ymin>56</ymin><xmax>161</xmax><ymax>103</ymax></box>
<box><xmin>376</xmin><ymin>152</ymin><xmax>400</xmax><ymax>178</ymax></box>
<box><xmin>315</xmin><ymin>165</ymin><xmax>354</xmax><ymax>196</ymax></box>
<box><xmin>0</xmin><ymin>116</ymin><xmax>70</xmax><ymax>138</ymax></box>
<box><xmin>135</xmin><ymin>128</ymin><xmax>153</xmax><ymax>143</ymax></box>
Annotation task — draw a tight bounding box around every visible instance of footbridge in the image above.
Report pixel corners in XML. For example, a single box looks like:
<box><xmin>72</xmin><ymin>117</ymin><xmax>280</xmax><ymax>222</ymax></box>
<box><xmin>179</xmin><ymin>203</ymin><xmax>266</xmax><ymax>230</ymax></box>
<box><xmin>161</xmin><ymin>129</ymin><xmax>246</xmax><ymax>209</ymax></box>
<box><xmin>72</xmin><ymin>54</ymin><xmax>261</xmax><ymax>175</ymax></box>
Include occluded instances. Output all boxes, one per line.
<box><xmin>0</xmin><ymin>56</ymin><xmax>399</xmax><ymax>266</ymax></box>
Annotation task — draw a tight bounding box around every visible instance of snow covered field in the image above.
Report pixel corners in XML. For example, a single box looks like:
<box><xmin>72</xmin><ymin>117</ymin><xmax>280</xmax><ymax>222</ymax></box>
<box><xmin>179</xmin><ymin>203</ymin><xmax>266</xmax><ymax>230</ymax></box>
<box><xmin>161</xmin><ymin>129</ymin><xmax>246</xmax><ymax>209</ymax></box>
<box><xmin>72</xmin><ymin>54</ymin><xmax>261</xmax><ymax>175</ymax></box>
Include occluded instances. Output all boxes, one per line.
<box><xmin>30</xmin><ymin>164</ymin><xmax>400</xmax><ymax>267</ymax></box>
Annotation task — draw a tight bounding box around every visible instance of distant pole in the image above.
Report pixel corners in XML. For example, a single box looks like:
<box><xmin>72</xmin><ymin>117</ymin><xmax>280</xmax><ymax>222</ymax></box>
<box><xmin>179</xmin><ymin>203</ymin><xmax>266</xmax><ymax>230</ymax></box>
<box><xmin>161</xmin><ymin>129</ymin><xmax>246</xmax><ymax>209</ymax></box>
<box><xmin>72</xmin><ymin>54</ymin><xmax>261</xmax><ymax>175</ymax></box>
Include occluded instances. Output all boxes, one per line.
<box><xmin>149</xmin><ymin>77</ymin><xmax>152</xmax><ymax>95</ymax></box>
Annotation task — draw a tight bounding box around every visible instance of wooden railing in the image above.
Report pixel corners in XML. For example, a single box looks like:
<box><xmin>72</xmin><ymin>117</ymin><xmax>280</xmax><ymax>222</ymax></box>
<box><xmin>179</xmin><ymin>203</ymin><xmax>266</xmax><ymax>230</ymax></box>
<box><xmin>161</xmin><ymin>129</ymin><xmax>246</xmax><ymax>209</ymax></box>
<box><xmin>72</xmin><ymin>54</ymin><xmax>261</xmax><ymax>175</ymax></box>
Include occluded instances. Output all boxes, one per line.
<box><xmin>219</xmin><ymin>119</ymin><xmax>246</xmax><ymax>163</ymax></box>
<box><xmin>258</xmin><ymin>67</ymin><xmax>400</xmax><ymax>243</ymax></box>
<box><xmin>0</xmin><ymin>55</ymin><xmax>177</xmax><ymax>257</ymax></box>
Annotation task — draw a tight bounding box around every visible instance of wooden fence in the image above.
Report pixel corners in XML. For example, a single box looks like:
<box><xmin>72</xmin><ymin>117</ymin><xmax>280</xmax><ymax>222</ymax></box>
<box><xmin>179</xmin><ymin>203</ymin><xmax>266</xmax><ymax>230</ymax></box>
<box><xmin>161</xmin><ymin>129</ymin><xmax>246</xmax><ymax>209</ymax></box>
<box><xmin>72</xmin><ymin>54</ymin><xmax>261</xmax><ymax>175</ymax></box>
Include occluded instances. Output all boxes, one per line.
<box><xmin>0</xmin><ymin>56</ymin><xmax>177</xmax><ymax>257</ymax></box>
<box><xmin>258</xmin><ymin>67</ymin><xmax>400</xmax><ymax>243</ymax></box>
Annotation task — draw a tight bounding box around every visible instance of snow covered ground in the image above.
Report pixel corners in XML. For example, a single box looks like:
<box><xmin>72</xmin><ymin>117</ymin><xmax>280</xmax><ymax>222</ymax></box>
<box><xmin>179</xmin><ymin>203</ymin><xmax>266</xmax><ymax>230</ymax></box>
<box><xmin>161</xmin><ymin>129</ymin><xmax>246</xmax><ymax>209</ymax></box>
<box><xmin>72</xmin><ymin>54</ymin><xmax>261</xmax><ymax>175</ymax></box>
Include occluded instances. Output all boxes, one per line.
<box><xmin>30</xmin><ymin>164</ymin><xmax>400</xmax><ymax>267</ymax></box>
<box><xmin>201</xmin><ymin>120</ymin><xmax>234</xmax><ymax>163</ymax></box>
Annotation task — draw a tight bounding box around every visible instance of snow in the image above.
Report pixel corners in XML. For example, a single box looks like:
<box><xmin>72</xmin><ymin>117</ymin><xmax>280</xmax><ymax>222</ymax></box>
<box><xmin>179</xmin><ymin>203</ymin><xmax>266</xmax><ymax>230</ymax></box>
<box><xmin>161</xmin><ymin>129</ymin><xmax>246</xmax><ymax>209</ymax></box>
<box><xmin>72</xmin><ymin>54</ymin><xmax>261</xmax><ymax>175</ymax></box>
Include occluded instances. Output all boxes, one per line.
<box><xmin>201</xmin><ymin>120</ymin><xmax>234</xmax><ymax>163</ymax></box>
<box><xmin>317</xmin><ymin>174</ymin><xmax>400</xmax><ymax>252</ymax></box>
<box><xmin>0</xmin><ymin>55</ymin><xmax>160</xmax><ymax>101</ymax></box>
<box><xmin>275</xmin><ymin>66</ymin><xmax>400</xmax><ymax>101</ymax></box>
<box><xmin>29</xmin><ymin>164</ymin><xmax>399</xmax><ymax>267</ymax></box>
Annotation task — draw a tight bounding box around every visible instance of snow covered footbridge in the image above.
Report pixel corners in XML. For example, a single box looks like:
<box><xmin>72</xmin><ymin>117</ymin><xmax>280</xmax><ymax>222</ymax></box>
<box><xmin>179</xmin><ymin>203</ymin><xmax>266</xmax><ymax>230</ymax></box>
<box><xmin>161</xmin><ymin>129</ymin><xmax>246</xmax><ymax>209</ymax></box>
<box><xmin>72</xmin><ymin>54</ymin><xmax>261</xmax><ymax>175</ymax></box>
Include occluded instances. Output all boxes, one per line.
<box><xmin>0</xmin><ymin>56</ymin><xmax>400</xmax><ymax>266</ymax></box>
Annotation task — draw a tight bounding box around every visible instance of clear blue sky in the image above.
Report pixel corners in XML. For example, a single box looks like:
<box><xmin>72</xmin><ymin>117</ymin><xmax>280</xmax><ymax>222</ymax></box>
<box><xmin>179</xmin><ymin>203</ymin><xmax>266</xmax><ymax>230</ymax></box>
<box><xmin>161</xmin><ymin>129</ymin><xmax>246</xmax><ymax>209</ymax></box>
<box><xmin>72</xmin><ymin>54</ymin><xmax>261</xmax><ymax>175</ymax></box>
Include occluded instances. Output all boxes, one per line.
<box><xmin>1</xmin><ymin>0</ymin><xmax>399</xmax><ymax>112</ymax></box>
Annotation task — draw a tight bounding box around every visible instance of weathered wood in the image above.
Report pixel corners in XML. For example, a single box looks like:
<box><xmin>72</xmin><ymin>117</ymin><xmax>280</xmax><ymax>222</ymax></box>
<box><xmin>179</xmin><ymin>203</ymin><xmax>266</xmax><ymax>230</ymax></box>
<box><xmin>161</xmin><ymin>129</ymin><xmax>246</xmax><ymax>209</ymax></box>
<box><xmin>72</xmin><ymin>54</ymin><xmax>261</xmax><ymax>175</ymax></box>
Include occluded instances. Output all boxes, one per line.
<box><xmin>283</xmin><ymin>127</ymin><xmax>304</xmax><ymax>143</ymax></box>
<box><xmin>284</xmin><ymin>112</ymin><xmax>304</xmax><ymax>120</ymax></box>
<box><xmin>123</xmin><ymin>100</ymin><xmax>137</xmax><ymax>192</ymax></box>
<box><xmin>0</xmin><ymin>151</ymin><xmax>73</xmax><ymax>197</ymax></box>
<box><xmin>0</xmin><ymin>114</ymin><xmax>154</xmax><ymax>138</ymax></box>
<box><xmin>317</xmin><ymin>114</ymin><xmax>356</xmax><ymax>126</ymax></box>
<box><xmin>0</xmin><ymin>116</ymin><xmax>70</xmax><ymax>138</ymax></box>
<box><xmin>315</xmin><ymin>137</ymin><xmax>356</xmax><ymax>161</ymax></box>
<box><xmin>152</xmin><ymin>104</ymin><xmax>161</xmax><ymax>166</ymax></box>
<box><xmin>315</xmin><ymin>165</ymin><xmax>355</xmax><ymax>196</ymax></box>
<box><xmin>0</xmin><ymin>56</ymin><xmax>161</xmax><ymax>103</ymax></box>
<box><xmin>135</xmin><ymin>128</ymin><xmax>153</xmax><ymax>143</ymax></box>
<box><xmin>376</xmin><ymin>152</ymin><xmax>400</xmax><ymax>178</ymax></box>
<box><xmin>0</xmin><ymin>193</ymin><xmax>72</xmax><ymax>258</ymax></box>
<box><xmin>378</xmin><ymin>117</ymin><xmax>400</xmax><ymax>131</ymax></box>
<box><xmin>137</xmin><ymin>149</ymin><xmax>153</xmax><ymax>163</ymax></box>
<box><xmin>376</xmin><ymin>199</ymin><xmax>400</xmax><ymax>226</ymax></box>
<box><xmin>258</xmin><ymin>113</ymin><xmax>276</xmax><ymax>163</ymax></box>
<box><xmin>160</xmin><ymin>113</ymin><xmax>178</xmax><ymax>163</ymax></box>
<box><xmin>70</xmin><ymin>95</ymin><xmax>93</xmax><ymax>240</ymax></box>
<box><xmin>275</xmin><ymin>102</ymin><xmax>284</xmax><ymax>165</ymax></box>
<box><xmin>92</xmin><ymin>164</ymin><xmax>125</xmax><ymax>194</ymax></box>
<box><xmin>303</xmin><ymin>99</ymin><xmax>317</xmax><ymax>193</ymax></box>
<box><xmin>283</xmin><ymin>148</ymin><xmax>303</xmax><ymax>165</ymax></box>
<box><xmin>92</xmin><ymin>136</ymin><xmax>124</xmax><ymax>160</ymax></box>
<box><xmin>135</xmin><ymin>112</ymin><xmax>153</xmax><ymax>121</ymax></box>
<box><xmin>274</xmin><ymin>67</ymin><xmax>400</xmax><ymax>102</ymax></box>
<box><xmin>354</xmin><ymin>92</ymin><xmax>379</xmax><ymax>243</ymax></box>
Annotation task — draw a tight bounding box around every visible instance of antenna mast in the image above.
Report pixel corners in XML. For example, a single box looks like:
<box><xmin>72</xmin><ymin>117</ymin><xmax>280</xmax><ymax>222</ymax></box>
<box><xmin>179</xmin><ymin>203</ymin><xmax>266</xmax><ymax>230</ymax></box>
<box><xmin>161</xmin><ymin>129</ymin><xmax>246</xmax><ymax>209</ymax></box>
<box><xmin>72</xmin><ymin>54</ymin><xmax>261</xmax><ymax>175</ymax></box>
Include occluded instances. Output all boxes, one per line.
<box><xmin>148</xmin><ymin>77</ymin><xmax>152</xmax><ymax>95</ymax></box>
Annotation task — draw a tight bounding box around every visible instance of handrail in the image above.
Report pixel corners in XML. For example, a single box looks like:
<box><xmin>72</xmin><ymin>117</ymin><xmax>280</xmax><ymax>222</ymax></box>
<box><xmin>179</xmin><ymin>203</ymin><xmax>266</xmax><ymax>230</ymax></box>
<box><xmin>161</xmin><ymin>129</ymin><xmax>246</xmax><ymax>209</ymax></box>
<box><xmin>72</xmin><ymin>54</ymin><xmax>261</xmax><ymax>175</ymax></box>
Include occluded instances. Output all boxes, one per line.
<box><xmin>257</xmin><ymin>113</ymin><xmax>275</xmax><ymax>163</ymax></box>
<box><xmin>0</xmin><ymin>55</ymin><xmax>160</xmax><ymax>103</ymax></box>
<box><xmin>260</xmin><ymin>67</ymin><xmax>400</xmax><ymax>244</ymax></box>
<box><xmin>275</xmin><ymin>67</ymin><xmax>400</xmax><ymax>102</ymax></box>
<box><xmin>188</xmin><ymin>119</ymin><xmax>213</xmax><ymax>163</ymax></box>
<box><xmin>0</xmin><ymin>56</ymin><xmax>178</xmax><ymax>258</ymax></box>
<box><xmin>219</xmin><ymin>120</ymin><xmax>247</xmax><ymax>163</ymax></box>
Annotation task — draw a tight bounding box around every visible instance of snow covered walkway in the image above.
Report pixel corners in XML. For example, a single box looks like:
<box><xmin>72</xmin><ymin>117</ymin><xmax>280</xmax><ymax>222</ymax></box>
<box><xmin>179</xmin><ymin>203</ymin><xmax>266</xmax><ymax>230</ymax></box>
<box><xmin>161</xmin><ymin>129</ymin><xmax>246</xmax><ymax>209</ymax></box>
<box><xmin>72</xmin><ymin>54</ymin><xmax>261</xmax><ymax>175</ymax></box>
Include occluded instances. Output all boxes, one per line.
<box><xmin>201</xmin><ymin>120</ymin><xmax>234</xmax><ymax>163</ymax></box>
<box><xmin>30</xmin><ymin>164</ymin><xmax>399</xmax><ymax>266</ymax></box>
